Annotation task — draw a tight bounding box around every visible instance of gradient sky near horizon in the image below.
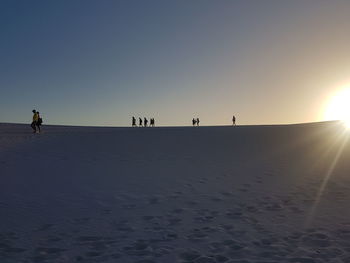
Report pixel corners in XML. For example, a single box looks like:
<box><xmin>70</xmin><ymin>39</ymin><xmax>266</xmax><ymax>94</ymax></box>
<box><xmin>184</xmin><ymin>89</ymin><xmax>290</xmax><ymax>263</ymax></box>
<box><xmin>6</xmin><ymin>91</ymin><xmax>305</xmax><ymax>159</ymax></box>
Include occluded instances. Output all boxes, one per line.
<box><xmin>1</xmin><ymin>0</ymin><xmax>350</xmax><ymax>126</ymax></box>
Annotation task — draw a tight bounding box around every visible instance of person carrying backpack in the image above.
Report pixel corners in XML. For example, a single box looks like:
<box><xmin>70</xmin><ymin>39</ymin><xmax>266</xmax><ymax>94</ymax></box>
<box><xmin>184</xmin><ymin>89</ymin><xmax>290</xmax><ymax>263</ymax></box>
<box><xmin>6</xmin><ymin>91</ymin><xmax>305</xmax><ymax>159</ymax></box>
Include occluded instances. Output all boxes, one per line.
<box><xmin>31</xmin><ymin>110</ymin><xmax>39</xmax><ymax>133</ymax></box>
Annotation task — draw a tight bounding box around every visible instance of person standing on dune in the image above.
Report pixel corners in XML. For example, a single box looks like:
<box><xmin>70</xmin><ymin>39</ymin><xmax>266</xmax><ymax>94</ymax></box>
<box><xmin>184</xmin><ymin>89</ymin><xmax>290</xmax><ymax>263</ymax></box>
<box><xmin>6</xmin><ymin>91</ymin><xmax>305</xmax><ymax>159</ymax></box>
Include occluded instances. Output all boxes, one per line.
<box><xmin>132</xmin><ymin>116</ymin><xmax>136</xmax><ymax>127</ymax></box>
<box><xmin>196</xmin><ymin>118</ymin><xmax>200</xmax><ymax>126</ymax></box>
<box><xmin>232</xmin><ymin>115</ymin><xmax>236</xmax><ymax>126</ymax></box>
<box><xmin>31</xmin><ymin>110</ymin><xmax>39</xmax><ymax>133</ymax></box>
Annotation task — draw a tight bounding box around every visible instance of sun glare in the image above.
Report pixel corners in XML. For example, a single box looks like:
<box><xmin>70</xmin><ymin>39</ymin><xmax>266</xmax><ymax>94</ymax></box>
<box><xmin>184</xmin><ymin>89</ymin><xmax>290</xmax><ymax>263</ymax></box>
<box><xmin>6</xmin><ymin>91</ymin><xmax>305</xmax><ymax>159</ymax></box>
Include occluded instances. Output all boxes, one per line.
<box><xmin>325</xmin><ymin>88</ymin><xmax>350</xmax><ymax>128</ymax></box>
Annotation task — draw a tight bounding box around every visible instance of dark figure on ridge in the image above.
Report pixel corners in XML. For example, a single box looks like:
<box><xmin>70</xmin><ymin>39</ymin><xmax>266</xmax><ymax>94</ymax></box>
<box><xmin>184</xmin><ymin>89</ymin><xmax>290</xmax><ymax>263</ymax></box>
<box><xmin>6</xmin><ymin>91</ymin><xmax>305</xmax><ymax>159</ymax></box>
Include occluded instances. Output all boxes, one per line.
<box><xmin>196</xmin><ymin>118</ymin><xmax>200</xmax><ymax>126</ymax></box>
<box><xmin>139</xmin><ymin>117</ymin><xmax>143</xmax><ymax>127</ymax></box>
<box><xmin>36</xmin><ymin>111</ymin><xmax>43</xmax><ymax>133</ymax></box>
<box><xmin>192</xmin><ymin>118</ymin><xmax>196</xmax><ymax>126</ymax></box>
<box><xmin>144</xmin><ymin>117</ymin><xmax>148</xmax><ymax>127</ymax></box>
<box><xmin>232</xmin><ymin>115</ymin><xmax>236</xmax><ymax>126</ymax></box>
<box><xmin>31</xmin><ymin>110</ymin><xmax>39</xmax><ymax>133</ymax></box>
<box><xmin>132</xmin><ymin>116</ymin><xmax>136</xmax><ymax>127</ymax></box>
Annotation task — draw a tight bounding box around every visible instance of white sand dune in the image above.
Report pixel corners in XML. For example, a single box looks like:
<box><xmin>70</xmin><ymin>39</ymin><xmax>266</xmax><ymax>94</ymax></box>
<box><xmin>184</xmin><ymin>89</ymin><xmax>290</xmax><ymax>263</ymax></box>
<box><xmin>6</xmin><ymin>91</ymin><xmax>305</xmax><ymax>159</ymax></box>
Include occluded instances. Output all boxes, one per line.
<box><xmin>1</xmin><ymin>122</ymin><xmax>350</xmax><ymax>263</ymax></box>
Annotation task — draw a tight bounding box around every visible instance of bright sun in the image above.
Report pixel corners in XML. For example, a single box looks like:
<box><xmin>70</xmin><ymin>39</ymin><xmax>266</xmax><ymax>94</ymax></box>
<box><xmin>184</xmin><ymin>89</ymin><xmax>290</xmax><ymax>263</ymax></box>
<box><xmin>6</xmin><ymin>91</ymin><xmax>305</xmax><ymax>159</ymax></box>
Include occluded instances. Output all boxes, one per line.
<box><xmin>325</xmin><ymin>88</ymin><xmax>350</xmax><ymax>128</ymax></box>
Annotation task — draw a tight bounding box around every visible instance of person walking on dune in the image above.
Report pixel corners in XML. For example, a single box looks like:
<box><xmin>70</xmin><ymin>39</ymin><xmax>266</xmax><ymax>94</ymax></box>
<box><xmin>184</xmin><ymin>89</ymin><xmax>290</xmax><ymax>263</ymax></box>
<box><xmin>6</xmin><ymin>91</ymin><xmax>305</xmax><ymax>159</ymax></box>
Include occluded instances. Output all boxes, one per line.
<box><xmin>196</xmin><ymin>118</ymin><xmax>200</xmax><ymax>126</ymax></box>
<box><xmin>192</xmin><ymin>118</ymin><xmax>196</xmax><ymax>126</ymax></box>
<box><xmin>36</xmin><ymin>111</ymin><xmax>43</xmax><ymax>133</ymax></box>
<box><xmin>31</xmin><ymin>110</ymin><xmax>39</xmax><ymax>133</ymax></box>
<box><xmin>232</xmin><ymin>115</ymin><xmax>236</xmax><ymax>126</ymax></box>
<box><xmin>139</xmin><ymin>117</ymin><xmax>143</xmax><ymax>127</ymax></box>
<box><xmin>144</xmin><ymin>117</ymin><xmax>148</xmax><ymax>127</ymax></box>
<box><xmin>132</xmin><ymin>116</ymin><xmax>136</xmax><ymax>127</ymax></box>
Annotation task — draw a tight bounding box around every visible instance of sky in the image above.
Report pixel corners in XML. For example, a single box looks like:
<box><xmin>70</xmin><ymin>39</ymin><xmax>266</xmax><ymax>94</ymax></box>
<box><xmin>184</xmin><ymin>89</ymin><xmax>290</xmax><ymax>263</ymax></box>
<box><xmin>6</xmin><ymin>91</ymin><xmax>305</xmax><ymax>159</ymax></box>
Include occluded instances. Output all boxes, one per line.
<box><xmin>1</xmin><ymin>0</ymin><xmax>350</xmax><ymax>126</ymax></box>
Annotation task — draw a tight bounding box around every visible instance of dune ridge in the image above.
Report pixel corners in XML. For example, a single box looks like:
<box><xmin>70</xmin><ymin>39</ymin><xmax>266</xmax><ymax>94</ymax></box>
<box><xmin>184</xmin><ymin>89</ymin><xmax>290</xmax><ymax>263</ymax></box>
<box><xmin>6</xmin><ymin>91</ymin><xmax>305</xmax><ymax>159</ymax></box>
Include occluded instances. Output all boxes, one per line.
<box><xmin>1</xmin><ymin>121</ymin><xmax>350</xmax><ymax>263</ymax></box>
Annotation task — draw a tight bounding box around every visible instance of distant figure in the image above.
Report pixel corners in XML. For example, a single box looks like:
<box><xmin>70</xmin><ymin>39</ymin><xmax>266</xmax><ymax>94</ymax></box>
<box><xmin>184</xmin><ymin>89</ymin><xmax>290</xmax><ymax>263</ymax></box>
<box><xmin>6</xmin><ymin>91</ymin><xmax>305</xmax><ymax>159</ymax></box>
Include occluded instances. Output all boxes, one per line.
<box><xmin>232</xmin><ymin>115</ymin><xmax>236</xmax><ymax>126</ymax></box>
<box><xmin>150</xmin><ymin>118</ymin><xmax>155</xmax><ymax>127</ymax></box>
<box><xmin>144</xmin><ymin>117</ymin><xmax>148</xmax><ymax>127</ymax></box>
<box><xmin>132</xmin><ymin>116</ymin><xmax>136</xmax><ymax>127</ymax></box>
<box><xmin>192</xmin><ymin>118</ymin><xmax>196</xmax><ymax>126</ymax></box>
<box><xmin>139</xmin><ymin>117</ymin><xmax>143</xmax><ymax>127</ymax></box>
<box><xmin>196</xmin><ymin>118</ymin><xmax>200</xmax><ymax>126</ymax></box>
<box><xmin>36</xmin><ymin>111</ymin><xmax>43</xmax><ymax>133</ymax></box>
<box><xmin>31</xmin><ymin>109</ymin><xmax>39</xmax><ymax>133</ymax></box>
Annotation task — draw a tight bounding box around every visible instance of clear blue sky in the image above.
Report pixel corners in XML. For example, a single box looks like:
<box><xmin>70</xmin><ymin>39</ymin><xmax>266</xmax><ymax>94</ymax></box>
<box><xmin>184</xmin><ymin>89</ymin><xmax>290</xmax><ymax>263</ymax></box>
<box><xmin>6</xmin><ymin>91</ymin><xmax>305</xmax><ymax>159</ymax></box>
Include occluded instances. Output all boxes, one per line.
<box><xmin>1</xmin><ymin>0</ymin><xmax>350</xmax><ymax>126</ymax></box>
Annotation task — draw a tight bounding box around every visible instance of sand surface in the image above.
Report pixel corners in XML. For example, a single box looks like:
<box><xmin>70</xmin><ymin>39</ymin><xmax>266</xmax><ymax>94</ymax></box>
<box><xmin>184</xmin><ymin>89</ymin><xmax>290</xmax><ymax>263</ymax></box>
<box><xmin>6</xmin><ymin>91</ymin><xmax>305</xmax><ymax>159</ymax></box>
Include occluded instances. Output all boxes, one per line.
<box><xmin>1</xmin><ymin>122</ymin><xmax>350</xmax><ymax>263</ymax></box>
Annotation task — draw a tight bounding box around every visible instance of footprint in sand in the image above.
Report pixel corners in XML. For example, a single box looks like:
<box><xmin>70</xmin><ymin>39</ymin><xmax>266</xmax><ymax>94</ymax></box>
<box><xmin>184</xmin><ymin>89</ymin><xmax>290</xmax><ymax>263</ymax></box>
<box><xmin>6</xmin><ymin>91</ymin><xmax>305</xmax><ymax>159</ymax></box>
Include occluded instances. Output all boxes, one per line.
<box><xmin>171</xmin><ymin>208</ymin><xmax>185</xmax><ymax>214</ymax></box>
<box><xmin>148</xmin><ymin>196</ymin><xmax>160</xmax><ymax>205</ymax></box>
<box><xmin>123</xmin><ymin>240</ymin><xmax>153</xmax><ymax>256</ymax></box>
<box><xmin>194</xmin><ymin>256</ymin><xmax>217</xmax><ymax>263</ymax></box>
<box><xmin>194</xmin><ymin>215</ymin><xmax>215</xmax><ymax>223</ymax></box>
<box><xmin>178</xmin><ymin>249</ymin><xmax>201</xmax><ymax>261</ymax></box>
<box><xmin>72</xmin><ymin>217</ymin><xmax>91</xmax><ymax>224</ymax></box>
<box><xmin>142</xmin><ymin>215</ymin><xmax>155</xmax><ymax>221</ymax></box>
<box><xmin>288</xmin><ymin>257</ymin><xmax>317</xmax><ymax>263</ymax></box>
<box><xmin>0</xmin><ymin>244</ymin><xmax>26</xmax><ymax>255</ymax></box>
<box><xmin>166</xmin><ymin>216</ymin><xmax>182</xmax><ymax>226</ymax></box>
<box><xmin>133</xmin><ymin>260</ymin><xmax>156</xmax><ymax>263</ymax></box>
<box><xmin>186</xmin><ymin>229</ymin><xmax>208</xmax><ymax>242</ymax></box>
<box><xmin>85</xmin><ymin>250</ymin><xmax>103</xmax><ymax>257</ymax></box>
<box><xmin>122</xmin><ymin>203</ymin><xmax>137</xmax><ymax>209</ymax></box>
<box><xmin>220</xmin><ymin>191</ymin><xmax>233</xmax><ymax>197</ymax></box>
<box><xmin>301</xmin><ymin>232</ymin><xmax>332</xmax><ymax>248</ymax></box>
<box><xmin>225</xmin><ymin>209</ymin><xmax>243</xmax><ymax>219</ymax></box>
<box><xmin>36</xmin><ymin>223</ymin><xmax>55</xmax><ymax>232</ymax></box>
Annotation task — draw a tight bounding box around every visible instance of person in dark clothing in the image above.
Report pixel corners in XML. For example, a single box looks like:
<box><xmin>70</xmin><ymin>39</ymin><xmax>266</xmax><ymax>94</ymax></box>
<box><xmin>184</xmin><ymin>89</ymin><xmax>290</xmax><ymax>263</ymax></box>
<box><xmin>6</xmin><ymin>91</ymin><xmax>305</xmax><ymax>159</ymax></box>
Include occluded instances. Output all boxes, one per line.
<box><xmin>144</xmin><ymin>117</ymin><xmax>148</xmax><ymax>127</ymax></box>
<box><xmin>36</xmin><ymin>111</ymin><xmax>42</xmax><ymax>133</ymax></box>
<box><xmin>31</xmin><ymin>110</ymin><xmax>39</xmax><ymax>133</ymax></box>
<box><xmin>192</xmin><ymin>118</ymin><xmax>196</xmax><ymax>126</ymax></box>
<box><xmin>139</xmin><ymin>117</ymin><xmax>143</xmax><ymax>127</ymax></box>
<box><xmin>232</xmin><ymin>115</ymin><xmax>236</xmax><ymax>126</ymax></box>
<box><xmin>132</xmin><ymin>116</ymin><xmax>136</xmax><ymax>127</ymax></box>
<box><xmin>196</xmin><ymin>118</ymin><xmax>200</xmax><ymax>126</ymax></box>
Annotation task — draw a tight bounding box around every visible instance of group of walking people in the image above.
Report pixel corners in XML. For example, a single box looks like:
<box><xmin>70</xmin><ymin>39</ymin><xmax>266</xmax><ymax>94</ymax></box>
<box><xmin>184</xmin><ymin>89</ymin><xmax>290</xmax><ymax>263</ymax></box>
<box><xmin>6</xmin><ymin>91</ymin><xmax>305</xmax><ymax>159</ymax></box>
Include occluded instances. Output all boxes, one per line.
<box><xmin>192</xmin><ymin>118</ymin><xmax>200</xmax><ymax>126</ymax></box>
<box><xmin>29</xmin><ymin>110</ymin><xmax>235</xmax><ymax>132</ymax></box>
<box><xmin>132</xmin><ymin>117</ymin><xmax>155</xmax><ymax>127</ymax></box>
<box><xmin>31</xmin><ymin>109</ymin><xmax>43</xmax><ymax>133</ymax></box>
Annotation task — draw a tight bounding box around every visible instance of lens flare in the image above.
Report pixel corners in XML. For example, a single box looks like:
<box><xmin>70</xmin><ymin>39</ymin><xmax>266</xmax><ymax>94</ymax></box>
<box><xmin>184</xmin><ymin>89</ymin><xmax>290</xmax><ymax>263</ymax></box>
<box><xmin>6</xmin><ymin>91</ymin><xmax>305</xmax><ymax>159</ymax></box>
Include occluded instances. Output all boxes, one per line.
<box><xmin>325</xmin><ymin>88</ymin><xmax>350</xmax><ymax>128</ymax></box>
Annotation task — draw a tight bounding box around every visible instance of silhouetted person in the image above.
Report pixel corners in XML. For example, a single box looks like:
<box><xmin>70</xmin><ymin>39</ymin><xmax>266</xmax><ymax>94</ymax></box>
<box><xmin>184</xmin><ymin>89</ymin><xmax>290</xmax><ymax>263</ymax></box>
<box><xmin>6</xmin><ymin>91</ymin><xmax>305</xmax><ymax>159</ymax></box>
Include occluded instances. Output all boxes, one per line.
<box><xmin>196</xmin><ymin>118</ymin><xmax>200</xmax><ymax>126</ymax></box>
<box><xmin>152</xmin><ymin>118</ymin><xmax>155</xmax><ymax>127</ymax></box>
<box><xmin>150</xmin><ymin>118</ymin><xmax>154</xmax><ymax>127</ymax></box>
<box><xmin>36</xmin><ymin>111</ymin><xmax>42</xmax><ymax>133</ymax></box>
<box><xmin>132</xmin><ymin>116</ymin><xmax>136</xmax><ymax>127</ymax></box>
<box><xmin>31</xmin><ymin>109</ymin><xmax>39</xmax><ymax>133</ymax></box>
<box><xmin>139</xmin><ymin>117</ymin><xmax>143</xmax><ymax>127</ymax></box>
<box><xmin>232</xmin><ymin>115</ymin><xmax>236</xmax><ymax>126</ymax></box>
<box><xmin>192</xmin><ymin>118</ymin><xmax>196</xmax><ymax>126</ymax></box>
<box><xmin>144</xmin><ymin>117</ymin><xmax>148</xmax><ymax>127</ymax></box>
